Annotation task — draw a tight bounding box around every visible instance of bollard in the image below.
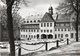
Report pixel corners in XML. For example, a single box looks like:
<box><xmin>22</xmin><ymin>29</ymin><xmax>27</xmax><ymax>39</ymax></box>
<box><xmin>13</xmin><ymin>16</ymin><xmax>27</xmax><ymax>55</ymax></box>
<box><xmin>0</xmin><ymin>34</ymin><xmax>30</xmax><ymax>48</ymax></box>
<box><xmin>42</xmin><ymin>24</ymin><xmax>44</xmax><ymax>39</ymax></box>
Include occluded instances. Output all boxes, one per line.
<box><xmin>18</xmin><ymin>44</ymin><xmax>21</xmax><ymax>56</ymax></box>
<box><xmin>45</xmin><ymin>42</ymin><xmax>48</xmax><ymax>51</ymax></box>
<box><xmin>56</xmin><ymin>40</ymin><xmax>59</xmax><ymax>48</ymax></box>
<box><xmin>67</xmin><ymin>38</ymin><xmax>69</xmax><ymax>45</ymax></box>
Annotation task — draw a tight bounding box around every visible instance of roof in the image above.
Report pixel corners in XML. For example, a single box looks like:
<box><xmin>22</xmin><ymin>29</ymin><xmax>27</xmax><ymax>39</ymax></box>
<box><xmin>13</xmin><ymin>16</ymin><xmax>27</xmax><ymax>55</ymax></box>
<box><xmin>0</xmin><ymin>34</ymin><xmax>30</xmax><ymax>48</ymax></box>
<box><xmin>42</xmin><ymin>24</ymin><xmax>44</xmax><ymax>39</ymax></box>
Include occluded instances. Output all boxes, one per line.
<box><xmin>21</xmin><ymin>24</ymin><xmax>40</xmax><ymax>29</ymax></box>
<box><xmin>25</xmin><ymin>14</ymin><xmax>43</xmax><ymax>21</ymax></box>
<box><xmin>56</xmin><ymin>14</ymin><xmax>71</xmax><ymax>22</ymax></box>
<box><xmin>55</xmin><ymin>26</ymin><xmax>70</xmax><ymax>29</ymax></box>
<box><xmin>41</xmin><ymin>12</ymin><xmax>55</xmax><ymax>22</ymax></box>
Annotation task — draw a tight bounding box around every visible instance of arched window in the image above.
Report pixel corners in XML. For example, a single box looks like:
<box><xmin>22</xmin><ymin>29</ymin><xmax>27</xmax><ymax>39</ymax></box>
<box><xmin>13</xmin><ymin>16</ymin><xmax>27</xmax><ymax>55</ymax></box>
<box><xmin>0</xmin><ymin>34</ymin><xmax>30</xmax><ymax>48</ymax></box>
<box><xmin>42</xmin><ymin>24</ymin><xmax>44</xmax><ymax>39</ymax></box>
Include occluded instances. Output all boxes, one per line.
<box><xmin>48</xmin><ymin>34</ymin><xmax>53</xmax><ymax>39</ymax></box>
<box><xmin>41</xmin><ymin>34</ymin><xmax>46</xmax><ymax>39</ymax></box>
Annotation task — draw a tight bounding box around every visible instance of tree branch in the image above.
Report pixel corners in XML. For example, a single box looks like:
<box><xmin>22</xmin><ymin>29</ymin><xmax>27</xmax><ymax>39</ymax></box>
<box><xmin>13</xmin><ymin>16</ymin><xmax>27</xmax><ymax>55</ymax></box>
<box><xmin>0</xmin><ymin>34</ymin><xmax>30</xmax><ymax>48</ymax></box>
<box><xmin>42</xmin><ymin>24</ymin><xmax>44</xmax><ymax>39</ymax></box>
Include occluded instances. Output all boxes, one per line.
<box><xmin>70</xmin><ymin>0</ymin><xmax>77</xmax><ymax>12</ymax></box>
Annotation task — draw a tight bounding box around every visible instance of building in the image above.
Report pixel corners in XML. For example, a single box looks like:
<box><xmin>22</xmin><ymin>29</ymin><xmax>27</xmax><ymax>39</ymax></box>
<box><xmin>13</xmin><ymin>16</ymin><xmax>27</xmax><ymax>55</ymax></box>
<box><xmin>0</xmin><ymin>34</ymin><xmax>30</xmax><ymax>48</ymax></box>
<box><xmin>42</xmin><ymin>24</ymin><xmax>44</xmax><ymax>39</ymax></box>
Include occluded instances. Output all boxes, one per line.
<box><xmin>20</xmin><ymin>6</ymin><xmax>77</xmax><ymax>41</ymax></box>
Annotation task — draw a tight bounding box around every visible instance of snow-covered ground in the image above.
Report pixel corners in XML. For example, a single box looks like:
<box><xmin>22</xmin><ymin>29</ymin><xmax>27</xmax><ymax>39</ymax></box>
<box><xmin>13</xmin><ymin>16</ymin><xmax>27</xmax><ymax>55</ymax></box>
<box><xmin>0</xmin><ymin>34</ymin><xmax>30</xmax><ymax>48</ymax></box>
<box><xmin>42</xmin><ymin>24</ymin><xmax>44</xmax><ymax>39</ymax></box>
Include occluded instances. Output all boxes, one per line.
<box><xmin>0</xmin><ymin>38</ymin><xmax>75</xmax><ymax>56</ymax></box>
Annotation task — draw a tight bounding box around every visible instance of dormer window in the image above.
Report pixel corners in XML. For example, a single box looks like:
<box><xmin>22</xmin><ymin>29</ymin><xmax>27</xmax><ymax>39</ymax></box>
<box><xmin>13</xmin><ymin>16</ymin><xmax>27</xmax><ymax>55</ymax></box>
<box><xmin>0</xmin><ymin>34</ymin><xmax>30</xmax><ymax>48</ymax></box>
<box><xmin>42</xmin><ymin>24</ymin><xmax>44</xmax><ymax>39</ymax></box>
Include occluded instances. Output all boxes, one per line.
<box><xmin>27</xmin><ymin>21</ymin><xmax>29</xmax><ymax>23</ymax></box>
<box><xmin>30</xmin><ymin>21</ymin><xmax>32</xmax><ymax>23</ymax></box>
<box><xmin>38</xmin><ymin>20</ymin><xmax>40</xmax><ymax>22</ymax></box>
<box><xmin>24</xmin><ymin>21</ymin><xmax>26</xmax><ymax>23</ymax></box>
<box><xmin>34</xmin><ymin>20</ymin><xmax>36</xmax><ymax>22</ymax></box>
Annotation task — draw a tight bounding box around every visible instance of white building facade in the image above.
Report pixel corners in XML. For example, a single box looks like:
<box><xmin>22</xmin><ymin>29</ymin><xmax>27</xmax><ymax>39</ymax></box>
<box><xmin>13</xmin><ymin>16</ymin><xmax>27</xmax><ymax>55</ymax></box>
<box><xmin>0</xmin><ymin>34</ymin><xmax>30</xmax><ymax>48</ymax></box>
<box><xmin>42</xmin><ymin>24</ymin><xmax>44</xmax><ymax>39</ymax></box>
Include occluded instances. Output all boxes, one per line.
<box><xmin>20</xmin><ymin>6</ymin><xmax>76</xmax><ymax>41</ymax></box>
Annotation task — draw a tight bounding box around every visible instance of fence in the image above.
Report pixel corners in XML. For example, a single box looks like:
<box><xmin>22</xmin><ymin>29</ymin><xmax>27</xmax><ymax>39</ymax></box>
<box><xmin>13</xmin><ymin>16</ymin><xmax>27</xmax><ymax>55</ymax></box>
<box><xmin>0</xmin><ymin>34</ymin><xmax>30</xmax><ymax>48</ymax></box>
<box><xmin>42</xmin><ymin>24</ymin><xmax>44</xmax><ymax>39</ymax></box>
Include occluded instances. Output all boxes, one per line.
<box><xmin>15</xmin><ymin>38</ymin><xmax>76</xmax><ymax>56</ymax></box>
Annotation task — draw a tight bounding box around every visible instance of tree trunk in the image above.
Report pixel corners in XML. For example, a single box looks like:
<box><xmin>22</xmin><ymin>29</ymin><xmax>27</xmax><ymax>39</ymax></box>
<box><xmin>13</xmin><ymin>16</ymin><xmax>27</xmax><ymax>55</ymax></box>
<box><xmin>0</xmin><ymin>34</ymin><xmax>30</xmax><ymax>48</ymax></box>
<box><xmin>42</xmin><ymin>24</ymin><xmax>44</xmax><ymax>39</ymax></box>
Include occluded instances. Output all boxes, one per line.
<box><xmin>76</xmin><ymin>1</ymin><xmax>79</xmax><ymax>42</ymax></box>
<box><xmin>76</xmin><ymin>12</ymin><xmax>79</xmax><ymax>42</ymax></box>
<box><xmin>7</xmin><ymin>5</ymin><xmax>15</xmax><ymax>56</ymax></box>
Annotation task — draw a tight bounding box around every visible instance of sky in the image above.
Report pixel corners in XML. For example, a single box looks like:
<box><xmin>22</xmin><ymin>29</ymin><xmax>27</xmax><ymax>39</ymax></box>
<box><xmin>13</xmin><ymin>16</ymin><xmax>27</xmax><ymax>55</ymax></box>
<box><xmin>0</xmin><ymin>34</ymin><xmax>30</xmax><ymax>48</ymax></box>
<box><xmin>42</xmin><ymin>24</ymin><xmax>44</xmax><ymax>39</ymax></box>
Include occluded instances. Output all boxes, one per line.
<box><xmin>0</xmin><ymin>0</ymin><xmax>64</xmax><ymax>18</ymax></box>
<box><xmin>19</xmin><ymin>0</ymin><xmax>64</xmax><ymax>18</ymax></box>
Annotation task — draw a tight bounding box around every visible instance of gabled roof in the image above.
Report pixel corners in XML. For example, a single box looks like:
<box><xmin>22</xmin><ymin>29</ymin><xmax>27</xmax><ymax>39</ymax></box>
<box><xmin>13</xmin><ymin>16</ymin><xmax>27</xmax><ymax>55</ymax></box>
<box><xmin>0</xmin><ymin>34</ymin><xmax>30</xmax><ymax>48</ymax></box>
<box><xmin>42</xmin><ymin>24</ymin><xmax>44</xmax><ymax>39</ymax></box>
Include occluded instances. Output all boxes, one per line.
<box><xmin>41</xmin><ymin>12</ymin><xmax>55</xmax><ymax>22</ymax></box>
<box><xmin>56</xmin><ymin>14</ymin><xmax>71</xmax><ymax>23</ymax></box>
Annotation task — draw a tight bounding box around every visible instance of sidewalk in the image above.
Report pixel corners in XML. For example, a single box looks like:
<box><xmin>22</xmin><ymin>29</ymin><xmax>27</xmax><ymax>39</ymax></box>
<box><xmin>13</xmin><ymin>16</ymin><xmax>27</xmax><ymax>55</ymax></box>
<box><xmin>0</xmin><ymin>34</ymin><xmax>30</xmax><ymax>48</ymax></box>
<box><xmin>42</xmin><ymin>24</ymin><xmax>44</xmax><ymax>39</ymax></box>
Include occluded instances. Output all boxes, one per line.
<box><xmin>22</xmin><ymin>42</ymin><xmax>80</xmax><ymax>56</ymax></box>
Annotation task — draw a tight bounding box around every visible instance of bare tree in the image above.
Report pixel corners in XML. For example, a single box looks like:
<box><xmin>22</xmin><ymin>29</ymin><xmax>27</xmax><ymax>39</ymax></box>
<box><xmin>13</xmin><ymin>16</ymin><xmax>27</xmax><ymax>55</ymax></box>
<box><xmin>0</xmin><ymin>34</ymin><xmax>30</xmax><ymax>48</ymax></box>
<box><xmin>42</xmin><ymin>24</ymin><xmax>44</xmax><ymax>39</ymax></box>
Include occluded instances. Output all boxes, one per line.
<box><xmin>56</xmin><ymin>0</ymin><xmax>80</xmax><ymax>42</ymax></box>
<box><xmin>1</xmin><ymin>0</ymin><xmax>30</xmax><ymax>56</ymax></box>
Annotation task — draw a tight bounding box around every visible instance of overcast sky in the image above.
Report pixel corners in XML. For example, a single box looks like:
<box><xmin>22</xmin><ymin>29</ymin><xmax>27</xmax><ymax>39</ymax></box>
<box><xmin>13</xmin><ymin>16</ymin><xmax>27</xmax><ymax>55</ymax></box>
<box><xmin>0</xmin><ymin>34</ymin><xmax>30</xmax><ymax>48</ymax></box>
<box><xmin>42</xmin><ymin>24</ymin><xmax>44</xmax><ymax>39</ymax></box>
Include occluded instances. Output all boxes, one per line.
<box><xmin>0</xmin><ymin>0</ymin><xmax>64</xmax><ymax>18</ymax></box>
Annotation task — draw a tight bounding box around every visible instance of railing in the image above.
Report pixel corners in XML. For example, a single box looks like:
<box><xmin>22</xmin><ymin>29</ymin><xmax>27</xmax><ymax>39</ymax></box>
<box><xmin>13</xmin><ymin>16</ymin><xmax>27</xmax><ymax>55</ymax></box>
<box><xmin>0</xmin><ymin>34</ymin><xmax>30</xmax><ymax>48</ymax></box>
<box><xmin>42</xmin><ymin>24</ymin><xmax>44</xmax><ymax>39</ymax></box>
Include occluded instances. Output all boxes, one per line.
<box><xmin>15</xmin><ymin>38</ymin><xmax>76</xmax><ymax>52</ymax></box>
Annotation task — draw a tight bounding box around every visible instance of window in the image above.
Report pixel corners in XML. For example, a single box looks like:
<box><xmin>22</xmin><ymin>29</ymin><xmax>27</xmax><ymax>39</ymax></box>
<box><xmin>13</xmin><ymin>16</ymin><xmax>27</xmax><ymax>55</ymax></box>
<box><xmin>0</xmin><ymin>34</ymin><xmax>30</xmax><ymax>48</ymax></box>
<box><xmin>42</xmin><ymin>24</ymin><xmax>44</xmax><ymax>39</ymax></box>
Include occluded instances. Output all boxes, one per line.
<box><xmin>50</xmin><ymin>23</ymin><xmax>52</xmax><ymax>27</ymax></box>
<box><xmin>27</xmin><ymin>21</ymin><xmax>29</xmax><ymax>23</ymax></box>
<box><xmin>34</xmin><ymin>35</ymin><xmax>36</xmax><ymax>38</ymax></box>
<box><xmin>31</xmin><ymin>29</ymin><xmax>33</xmax><ymax>32</ymax></box>
<box><xmin>61</xmin><ymin>34</ymin><xmax>63</xmax><ymax>38</ymax></box>
<box><xmin>37</xmin><ymin>30</ymin><xmax>39</xmax><ymax>32</ymax></box>
<box><xmin>31</xmin><ymin>35</ymin><xmax>33</xmax><ymax>38</ymax></box>
<box><xmin>55</xmin><ymin>34</ymin><xmax>57</xmax><ymax>39</ymax></box>
<box><xmin>61</xmin><ymin>24</ymin><xmax>64</xmax><ymax>26</ymax></box>
<box><xmin>55</xmin><ymin>29</ymin><xmax>57</xmax><ymax>31</ymax></box>
<box><xmin>30</xmin><ymin>21</ymin><xmax>32</xmax><ymax>23</ymax></box>
<box><xmin>71</xmin><ymin>33</ymin><xmax>73</xmax><ymax>38</ymax></box>
<box><xmin>41</xmin><ymin>23</ymin><xmax>43</xmax><ymax>27</ymax></box>
<box><xmin>29</xmin><ymin>30</ymin><xmax>30</xmax><ymax>32</ymax></box>
<box><xmin>34</xmin><ymin>20</ymin><xmax>36</xmax><ymax>22</ymax></box>
<box><xmin>58</xmin><ymin>34</ymin><xmax>60</xmax><ymax>38</ymax></box>
<box><xmin>23</xmin><ymin>35</ymin><xmax>25</xmax><ymax>37</ymax></box>
<box><xmin>44</xmin><ymin>23</ymin><xmax>46</xmax><ymax>27</ymax></box>
<box><xmin>56</xmin><ymin>24</ymin><xmax>59</xmax><ymax>26</ymax></box>
<box><xmin>65</xmin><ymin>34</ymin><xmax>68</xmax><ymax>37</ymax></box>
<box><xmin>26</xmin><ymin>35</ymin><xmax>27</xmax><ymax>37</ymax></box>
<box><xmin>44</xmin><ymin>30</ymin><xmax>46</xmax><ymax>32</ymax></box>
<box><xmin>38</xmin><ymin>20</ymin><xmax>40</xmax><ymax>22</ymax></box>
<box><xmin>65</xmin><ymin>28</ymin><xmax>66</xmax><ymax>31</ymax></box>
<box><xmin>66</xmin><ymin>24</ymin><xmax>69</xmax><ymax>26</ymax></box>
<box><xmin>61</xmin><ymin>29</ymin><xmax>63</xmax><ymax>31</ymax></box>
<box><xmin>21</xmin><ymin>35</ymin><xmax>22</xmax><ymax>37</ymax></box>
<box><xmin>23</xmin><ymin>30</ymin><xmax>25</xmax><ymax>32</ymax></box>
<box><xmin>41</xmin><ymin>30</ymin><xmax>43</xmax><ymax>32</ymax></box>
<box><xmin>47</xmin><ymin>30</ymin><xmax>49</xmax><ymax>32</ymax></box>
<box><xmin>58</xmin><ymin>29</ymin><xmax>60</xmax><ymax>31</ymax></box>
<box><xmin>26</xmin><ymin>30</ymin><xmax>27</xmax><ymax>32</ymax></box>
<box><xmin>29</xmin><ymin>35</ymin><xmax>30</xmax><ymax>37</ymax></box>
<box><xmin>68</xmin><ymin>29</ymin><xmax>70</xmax><ymax>31</ymax></box>
<box><xmin>50</xmin><ymin>30</ymin><xmax>52</xmax><ymax>33</ymax></box>
<box><xmin>24</xmin><ymin>21</ymin><xmax>26</xmax><ymax>23</ymax></box>
<box><xmin>78</xmin><ymin>27</ymin><xmax>80</xmax><ymax>30</ymax></box>
<box><xmin>47</xmin><ymin>23</ymin><xmax>49</xmax><ymax>27</ymax></box>
<box><xmin>34</xmin><ymin>29</ymin><xmax>36</xmax><ymax>32</ymax></box>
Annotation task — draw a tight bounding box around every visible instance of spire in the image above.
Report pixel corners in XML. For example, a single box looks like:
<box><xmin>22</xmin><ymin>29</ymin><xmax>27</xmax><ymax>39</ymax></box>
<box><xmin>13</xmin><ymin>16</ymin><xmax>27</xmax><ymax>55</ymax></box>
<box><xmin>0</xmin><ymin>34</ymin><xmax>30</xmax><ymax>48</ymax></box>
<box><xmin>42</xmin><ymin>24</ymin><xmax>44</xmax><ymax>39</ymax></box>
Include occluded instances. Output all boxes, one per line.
<box><xmin>48</xmin><ymin>0</ymin><xmax>53</xmax><ymax>15</ymax></box>
<box><xmin>48</xmin><ymin>6</ymin><xmax>53</xmax><ymax>15</ymax></box>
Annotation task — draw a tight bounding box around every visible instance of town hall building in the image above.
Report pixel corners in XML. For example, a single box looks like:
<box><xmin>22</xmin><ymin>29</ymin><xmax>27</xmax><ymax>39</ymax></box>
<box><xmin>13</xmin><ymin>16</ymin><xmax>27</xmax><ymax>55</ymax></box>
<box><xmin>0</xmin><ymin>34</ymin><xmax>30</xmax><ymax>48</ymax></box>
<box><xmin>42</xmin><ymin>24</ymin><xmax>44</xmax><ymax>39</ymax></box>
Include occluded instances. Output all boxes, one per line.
<box><xmin>20</xmin><ymin>6</ymin><xmax>76</xmax><ymax>41</ymax></box>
